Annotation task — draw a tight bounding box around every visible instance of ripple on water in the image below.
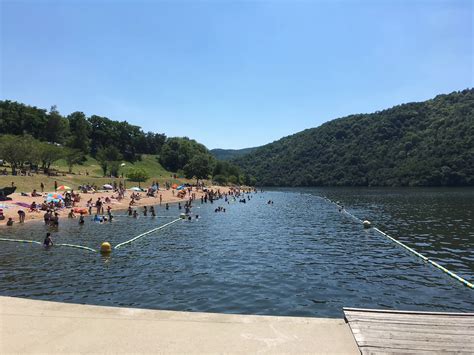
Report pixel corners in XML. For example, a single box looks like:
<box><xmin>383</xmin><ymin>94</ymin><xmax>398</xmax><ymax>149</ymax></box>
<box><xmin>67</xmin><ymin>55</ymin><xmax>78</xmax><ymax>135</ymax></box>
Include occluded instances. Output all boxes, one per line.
<box><xmin>0</xmin><ymin>188</ymin><xmax>473</xmax><ymax>317</ymax></box>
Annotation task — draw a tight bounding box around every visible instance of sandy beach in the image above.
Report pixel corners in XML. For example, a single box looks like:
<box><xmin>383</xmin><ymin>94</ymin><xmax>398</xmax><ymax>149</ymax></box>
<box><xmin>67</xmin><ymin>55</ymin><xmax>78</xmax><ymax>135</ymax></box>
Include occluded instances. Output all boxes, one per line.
<box><xmin>0</xmin><ymin>186</ymin><xmax>230</xmax><ymax>227</ymax></box>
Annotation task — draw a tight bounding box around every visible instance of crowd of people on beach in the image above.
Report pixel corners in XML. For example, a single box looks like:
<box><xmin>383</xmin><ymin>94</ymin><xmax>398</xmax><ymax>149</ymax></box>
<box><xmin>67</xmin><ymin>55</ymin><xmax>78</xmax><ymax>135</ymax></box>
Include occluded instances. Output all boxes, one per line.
<box><xmin>1</xmin><ymin>178</ymin><xmax>260</xmax><ymax>234</ymax></box>
<box><xmin>2</xmin><ymin>182</ymin><xmax>264</xmax><ymax>255</ymax></box>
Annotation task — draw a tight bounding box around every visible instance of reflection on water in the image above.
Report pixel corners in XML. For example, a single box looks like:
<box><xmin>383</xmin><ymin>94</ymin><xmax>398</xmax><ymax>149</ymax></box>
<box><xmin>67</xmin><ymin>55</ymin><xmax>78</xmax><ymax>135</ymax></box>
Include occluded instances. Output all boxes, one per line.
<box><xmin>0</xmin><ymin>188</ymin><xmax>473</xmax><ymax>317</ymax></box>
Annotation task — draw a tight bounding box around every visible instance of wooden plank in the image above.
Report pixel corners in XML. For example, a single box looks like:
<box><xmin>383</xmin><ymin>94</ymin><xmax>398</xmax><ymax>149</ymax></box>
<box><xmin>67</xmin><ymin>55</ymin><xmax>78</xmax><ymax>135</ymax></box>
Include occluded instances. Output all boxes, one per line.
<box><xmin>355</xmin><ymin>335</ymin><xmax>474</xmax><ymax>349</ymax></box>
<box><xmin>343</xmin><ymin>308</ymin><xmax>473</xmax><ymax>354</ymax></box>
<box><xmin>352</xmin><ymin>323</ymin><xmax>474</xmax><ymax>338</ymax></box>
<box><xmin>356</xmin><ymin>339</ymin><xmax>473</xmax><ymax>352</ymax></box>
<box><xmin>363</xmin><ymin>346</ymin><xmax>471</xmax><ymax>355</ymax></box>
<box><xmin>345</xmin><ymin>314</ymin><xmax>474</xmax><ymax>326</ymax></box>
<box><xmin>350</xmin><ymin>322</ymin><xmax>474</xmax><ymax>336</ymax></box>
<box><xmin>344</xmin><ymin>309</ymin><xmax>474</xmax><ymax>322</ymax></box>
<box><xmin>343</xmin><ymin>307</ymin><xmax>474</xmax><ymax>317</ymax></box>
<box><xmin>345</xmin><ymin>311</ymin><xmax>474</xmax><ymax>324</ymax></box>
<box><xmin>350</xmin><ymin>329</ymin><xmax>471</xmax><ymax>344</ymax></box>
<box><xmin>346</xmin><ymin>320</ymin><xmax>473</xmax><ymax>330</ymax></box>
<box><xmin>346</xmin><ymin>318</ymin><xmax>474</xmax><ymax>329</ymax></box>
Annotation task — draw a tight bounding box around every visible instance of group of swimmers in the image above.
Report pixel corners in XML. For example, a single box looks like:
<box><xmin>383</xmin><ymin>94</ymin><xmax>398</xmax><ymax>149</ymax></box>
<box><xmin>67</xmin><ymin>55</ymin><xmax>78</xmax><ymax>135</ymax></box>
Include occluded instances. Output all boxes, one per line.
<box><xmin>43</xmin><ymin>210</ymin><xmax>60</xmax><ymax>227</ymax></box>
<box><xmin>128</xmin><ymin>205</ymin><xmax>156</xmax><ymax>217</ymax></box>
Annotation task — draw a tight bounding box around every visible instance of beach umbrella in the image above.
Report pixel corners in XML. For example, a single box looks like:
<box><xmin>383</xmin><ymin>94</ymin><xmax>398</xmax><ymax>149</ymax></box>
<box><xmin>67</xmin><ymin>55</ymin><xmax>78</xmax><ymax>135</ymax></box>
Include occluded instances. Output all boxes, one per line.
<box><xmin>103</xmin><ymin>184</ymin><xmax>113</xmax><ymax>190</ymax></box>
<box><xmin>57</xmin><ymin>185</ymin><xmax>72</xmax><ymax>191</ymax></box>
<box><xmin>130</xmin><ymin>187</ymin><xmax>141</xmax><ymax>192</ymax></box>
<box><xmin>46</xmin><ymin>193</ymin><xmax>64</xmax><ymax>202</ymax></box>
<box><xmin>171</xmin><ymin>183</ymin><xmax>178</xmax><ymax>189</ymax></box>
<box><xmin>176</xmin><ymin>185</ymin><xmax>185</xmax><ymax>190</ymax></box>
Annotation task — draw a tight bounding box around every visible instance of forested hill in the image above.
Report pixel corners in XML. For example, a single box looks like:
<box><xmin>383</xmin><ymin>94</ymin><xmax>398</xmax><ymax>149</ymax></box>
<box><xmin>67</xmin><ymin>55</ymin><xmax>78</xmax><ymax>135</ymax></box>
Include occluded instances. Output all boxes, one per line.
<box><xmin>234</xmin><ymin>89</ymin><xmax>474</xmax><ymax>187</ymax></box>
<box><xmin>0</xmin><ymin>101</ymin><xmax>248</xmax><ymax>185</ymax></box>
<box><xmin>211</xmin><ymin>147</ymin><xmax>258</xmax><ymax>161</ymax></box>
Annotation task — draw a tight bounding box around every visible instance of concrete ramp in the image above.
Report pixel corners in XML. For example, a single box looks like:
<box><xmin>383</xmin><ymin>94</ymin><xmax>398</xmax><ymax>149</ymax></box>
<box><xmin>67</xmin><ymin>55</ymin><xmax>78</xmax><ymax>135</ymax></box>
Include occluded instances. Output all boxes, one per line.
<box><xmin>0</xmin><ymin>296</ymin><xmax>359</xmax><ymax>353</ymax></box>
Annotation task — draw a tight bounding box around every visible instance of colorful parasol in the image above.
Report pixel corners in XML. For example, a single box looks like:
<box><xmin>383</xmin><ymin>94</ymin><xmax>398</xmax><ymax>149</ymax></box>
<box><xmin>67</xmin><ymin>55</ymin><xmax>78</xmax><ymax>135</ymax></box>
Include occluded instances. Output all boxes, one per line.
<box><xmin>46</xmin><ymin>193</ymin><xmax>64</xmax><ymax>202</ymax></box>
<box><xmin>57</xmin><ymin>185</ymin><xmax>72</xmax><ymax>191</ymax></box>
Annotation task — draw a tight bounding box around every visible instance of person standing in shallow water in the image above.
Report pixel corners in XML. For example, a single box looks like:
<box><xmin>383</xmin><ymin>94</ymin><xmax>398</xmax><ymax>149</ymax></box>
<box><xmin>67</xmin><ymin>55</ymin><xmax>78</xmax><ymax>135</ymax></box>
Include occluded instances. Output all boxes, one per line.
<box><xmin>150</xmin><ymin>206</ymin><xmax>156</xmax><ymax>217</ymax></box>
<box><xmin>143</xmin><ymin>206</ymin><xmax>148</xmax><ymax>216</ymax></box>
<box><xmin>43</xmin><ymin>210</ymin><xmax>51</xmax><ymax>225</ymax></box>
<box><xmin>17</xmin><ymin>209</ymin><xmax>26</xmax><ymax>223</ymax></box>
<box><xmin>43</xmin><ymin>232</ymin><xmax>53</xmax><ymax>247</ymax></box>
<box><xmin>51</xmin><ymin>213</ymin><xmax>59</xmax><ymax>227</ymax></box>
<box><xmin>95</xmin><ymin>198</ymin><xmax>102</xmax><ymax>215</ymax></box>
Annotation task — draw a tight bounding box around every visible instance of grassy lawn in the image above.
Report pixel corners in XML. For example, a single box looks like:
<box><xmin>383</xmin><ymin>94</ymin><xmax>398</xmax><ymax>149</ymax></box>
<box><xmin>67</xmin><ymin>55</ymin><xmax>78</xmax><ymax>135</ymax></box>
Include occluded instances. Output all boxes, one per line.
<box><xmin>0</xmin><ymin>155</ymin><xmax>193</xmax><ymax>192</ymax></box>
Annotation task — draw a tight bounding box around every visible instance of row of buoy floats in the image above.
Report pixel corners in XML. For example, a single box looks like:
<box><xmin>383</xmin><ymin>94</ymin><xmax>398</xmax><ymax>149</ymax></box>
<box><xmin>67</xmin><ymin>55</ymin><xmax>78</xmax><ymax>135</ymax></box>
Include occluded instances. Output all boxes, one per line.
<box><xmin>320</xmin><ymin>196</ymin><xmax>473</xmax><ymax>289</ymax></box>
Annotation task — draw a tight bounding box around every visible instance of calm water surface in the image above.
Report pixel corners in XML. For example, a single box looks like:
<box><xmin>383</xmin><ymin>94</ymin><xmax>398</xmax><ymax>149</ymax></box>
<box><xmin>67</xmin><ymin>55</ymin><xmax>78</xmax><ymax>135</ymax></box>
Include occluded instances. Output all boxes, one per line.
<box><xmin>0</xmin><ymin>188</ymin><xmax>473</xmax><ymax>317</ymax></box>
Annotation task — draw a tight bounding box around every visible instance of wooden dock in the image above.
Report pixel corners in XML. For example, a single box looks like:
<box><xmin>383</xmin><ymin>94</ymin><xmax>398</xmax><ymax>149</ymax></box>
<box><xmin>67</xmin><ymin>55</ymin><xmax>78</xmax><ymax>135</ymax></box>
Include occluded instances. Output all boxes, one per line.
<box><xmin>343</xmin><ymin>307</ymin><xmax>474</xmax><ymax>354</ymax></box>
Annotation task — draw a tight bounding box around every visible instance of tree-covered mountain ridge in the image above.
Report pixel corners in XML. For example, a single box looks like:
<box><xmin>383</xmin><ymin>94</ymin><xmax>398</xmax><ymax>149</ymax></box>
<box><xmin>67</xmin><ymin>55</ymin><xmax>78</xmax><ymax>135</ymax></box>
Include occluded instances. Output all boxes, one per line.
<box><xmin>234</xmin><ymin>89</ymin><xmax>474</xmax><ymax>187</ymax></box>
<box><xmin>210</xmin><ymin>147</ymin><xmax>258</xmax><ymax>161</ymax></box>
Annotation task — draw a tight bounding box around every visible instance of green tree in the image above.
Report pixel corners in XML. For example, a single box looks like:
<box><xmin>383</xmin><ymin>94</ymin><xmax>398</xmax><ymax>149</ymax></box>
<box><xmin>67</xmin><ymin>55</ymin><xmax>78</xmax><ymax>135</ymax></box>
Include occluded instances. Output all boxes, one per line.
<box><xmin>67</xmin><ymin>111</ymin><xmax>91</xmax><ymax>154</ymax></box>
<box><xmin>64</xmin><ymin>148</ymin><xmax>84</xmax><ymax>173</ymax></box>
<box><xmin>109</xmin><ymin>161</ymin><xmax>121</xmax><ymax>178</ymax></box>
<box><xmin>227</xmin><ymin>175</ymin><xmax>239</xmax><ymax>185</ymax></box>
<box><xmin>44</xmin><ymin>105</ymin><xmax>69</xmax><ymax>144</ymax></box>
<box><xmin>212</xmin><ymin>174</ymin><xmax>227</xmax><ymax>185</ymax></box>
<box><xmin>38</xmin><ymin>142</ymin><xmax>64</xmax><ymax>173</ymax></box>
<box><xmin>96</xmin><ymin>146</ymin><xmax>122</xmax><ymax>176</ymax></box>
<box><xmin>127</xmin><ymin>167</ymin><xmax>150</xmax><ymax>187</ymax></box>
<box><xmin>0</xmin><ymin>135</ymin><xmax>36</xmax><ymax>174</ymax></box>
<box><xmin>159</xmin><ymin>137</ymin><xmax>210</xmax><ymax>172</ymax></box>
<box><xmin>183</xmin><ymin>153</ymin><xmax>213</xmax><ymax>183</ymax></box>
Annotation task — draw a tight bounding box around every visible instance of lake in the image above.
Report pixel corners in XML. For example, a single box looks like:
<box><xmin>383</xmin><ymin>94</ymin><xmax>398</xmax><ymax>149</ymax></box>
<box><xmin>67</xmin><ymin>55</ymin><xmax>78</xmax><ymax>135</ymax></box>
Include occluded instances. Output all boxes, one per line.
<box><xmin>0</xmin><ymin>188</ymin><xmax>472</xmax><ymax>318</ymax></box>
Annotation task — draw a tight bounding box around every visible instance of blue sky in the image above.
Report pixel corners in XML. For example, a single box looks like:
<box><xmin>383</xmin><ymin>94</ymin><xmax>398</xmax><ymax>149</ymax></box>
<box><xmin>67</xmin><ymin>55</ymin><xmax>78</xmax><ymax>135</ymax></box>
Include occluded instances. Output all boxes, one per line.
<box><xmin>1</xmin><ymin>0</ymin><xmax>472</xmax><ymax>149</ymax></box>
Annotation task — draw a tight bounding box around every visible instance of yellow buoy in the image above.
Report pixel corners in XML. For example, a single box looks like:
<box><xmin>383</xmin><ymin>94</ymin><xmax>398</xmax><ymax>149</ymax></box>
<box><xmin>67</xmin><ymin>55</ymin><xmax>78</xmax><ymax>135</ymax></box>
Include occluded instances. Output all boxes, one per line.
<box><xmin>100</xmin><ymin>242</ymin><xmax>112</xmax><ymax>254</ymax></box>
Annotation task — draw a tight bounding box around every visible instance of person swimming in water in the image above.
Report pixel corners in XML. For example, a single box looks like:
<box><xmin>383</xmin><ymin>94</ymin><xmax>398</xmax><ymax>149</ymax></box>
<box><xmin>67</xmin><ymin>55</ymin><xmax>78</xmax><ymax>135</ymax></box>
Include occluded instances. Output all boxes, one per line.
<box><xmin>79</xmin><ymin>213</ymin><xmax>85</xmax><ymax>225</ymax></box>
<box><xmin>43</xmin><ymin>232</ymin><xmax>53</xmax><ymax>247</ymax></box>
<box><xmin>133</xmin><ymin>210</ymin><xmax>138</xmax><ymax>218</ymax></box>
